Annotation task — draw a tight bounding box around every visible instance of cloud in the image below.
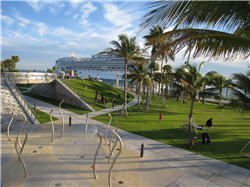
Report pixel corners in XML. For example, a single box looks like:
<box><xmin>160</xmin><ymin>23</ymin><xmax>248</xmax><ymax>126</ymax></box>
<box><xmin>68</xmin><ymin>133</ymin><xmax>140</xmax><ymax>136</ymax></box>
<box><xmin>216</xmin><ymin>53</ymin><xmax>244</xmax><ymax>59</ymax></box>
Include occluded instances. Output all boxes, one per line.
<box><xmin>36</xmin><ymin>22</ymin><xmax>48</xmax><ymax>36</ymax></box>
<box><xmin>2</xmin><ymin>15</ymin><xmax>14</xmax><ymax>26</ymax></box>
<box><xmin>25</xmin><ymin>0</ymin><xmax>64</xmax><ymax>14</ymax></box>
<box><xmin>103</xmin><ymin>3</ymin><xmax>133</xmax><ymax>28</ymax></box>
<box><xmin>25</xmin><ymin>0</ymin><xmax>48</xmax><ymax>12</ymax></box>
<box><xmin>79</xmin><ymin>2</ymin><xmax>97</xmax><ymax>26</ymax></box>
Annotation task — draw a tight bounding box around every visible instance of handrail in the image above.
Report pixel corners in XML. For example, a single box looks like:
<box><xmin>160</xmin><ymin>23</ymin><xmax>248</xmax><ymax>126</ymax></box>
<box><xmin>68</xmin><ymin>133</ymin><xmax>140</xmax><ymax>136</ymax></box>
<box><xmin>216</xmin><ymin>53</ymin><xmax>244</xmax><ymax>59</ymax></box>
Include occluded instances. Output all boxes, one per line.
<box><xmin>108</xmin><ymin>130</ymin><xmax>123</xmax><ymax>187</ymax></box>
<box><xmin>59</xmin><ymin>100</ymin><xmax>64</xmax><ymax>138</ymax></box>
<box><xmin>104</xmin><ymin>113</ymin><xmax>112</xmax><ymax>145</ymax></box>
<box><xmin>50</xmin><ymin>109</ymin><xmax>54</xmax><ymax>142</ymax></box>
<box><xmin>4</xmin><ymin>72</ymin><xmax>38</xmax><ymax>124</ymax></box>
<box><xmin>92</xmin><ymin>132</ymin><xmax>102</xmax><ymax>179</ymax></box>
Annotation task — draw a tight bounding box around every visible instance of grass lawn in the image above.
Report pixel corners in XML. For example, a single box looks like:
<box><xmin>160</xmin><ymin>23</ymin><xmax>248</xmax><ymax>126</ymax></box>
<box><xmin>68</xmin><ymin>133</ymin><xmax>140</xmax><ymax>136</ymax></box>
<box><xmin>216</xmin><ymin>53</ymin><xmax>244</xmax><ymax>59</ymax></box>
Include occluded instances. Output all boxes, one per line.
<box><xmin>35</xmin><ymin>109</ymin><xmax>58</xmax><ymax>123</ymax></box>
<box><xmin>60</xmin><ymin>79</ymin><xmax>133</xmax><ymax>111</ymax></box>
<box><xmin>24</xmin><ymin>92</ymin><xmax>88</xmax><ymax>115</ymax></box>
<box><xmin>93</xmin><ymin>95</ymin><xmax>250</xmax><ymax>169</ymax></box>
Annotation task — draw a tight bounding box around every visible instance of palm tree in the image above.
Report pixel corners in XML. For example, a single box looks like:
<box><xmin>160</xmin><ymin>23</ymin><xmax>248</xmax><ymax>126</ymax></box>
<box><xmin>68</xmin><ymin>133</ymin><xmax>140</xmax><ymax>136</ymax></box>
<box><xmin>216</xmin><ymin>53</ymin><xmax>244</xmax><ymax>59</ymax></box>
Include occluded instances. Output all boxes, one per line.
<box><xmin>141</xmin><ymin>1</ymin><xmax>249</xmax><ymax>61</ymax></box>
<box><xmin>144</xmin><ymin>26</ymin><xmax>175</xmax><ymax>97</ymax></box>
<box><xmin>148</xmin><ymin>61</ymin><xmax>159</xmax><ymax>95</ymax></box>
<box><xmin>110</xmin><ymin>34</ymin><xmax>140</xmax><ymax>116</ymax></box>
<box><xmin>232</xmin><ymin>73</ymin><xmax>250</xmax><ymax>109</ymax></box>
<box><xmin>175</xmin><ymin>62</ymin><xmax>205</xmax><ymax>132</ymax></box>
<box><xmin>161</xmin><ymin>64</ymin><xmax>173</xmax><ymax>108</ymax></box>
<box><xmin>128</xmin><ymin>57</ymin><xmax>151</xmax><ymax>111</ymax></box>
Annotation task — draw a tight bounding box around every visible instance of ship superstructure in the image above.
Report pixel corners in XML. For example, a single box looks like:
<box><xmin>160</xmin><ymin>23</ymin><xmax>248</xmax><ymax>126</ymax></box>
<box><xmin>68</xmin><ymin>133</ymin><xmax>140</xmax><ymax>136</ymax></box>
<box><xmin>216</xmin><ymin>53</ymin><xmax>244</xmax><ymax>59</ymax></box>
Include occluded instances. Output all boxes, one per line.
<box><xmin>55</xmin><ymin>52</ymin><xmax>125</xmax><ymax>80</ymax></box>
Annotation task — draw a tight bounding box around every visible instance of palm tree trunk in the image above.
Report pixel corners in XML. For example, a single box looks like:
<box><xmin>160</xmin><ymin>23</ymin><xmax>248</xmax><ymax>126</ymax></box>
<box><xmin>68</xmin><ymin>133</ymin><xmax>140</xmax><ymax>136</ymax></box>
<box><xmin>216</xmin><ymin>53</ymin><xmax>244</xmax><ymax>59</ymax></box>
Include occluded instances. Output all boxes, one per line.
<box><xmin>219</xmin><ymin>89</ymin><xmax>222</xmax><ymax>107</ymax></box>
<box><xmin>145</xmin><ymin>86</ymin><xmax>150</xmax><ymax>110</ymax></box>
<box><xmin>188</xmin><ymin>99</ymin><xmax>194</xmax><ymax>132</ymax></box>
<box><xmin>138</xmin><ymin>81</ymin><xmax>141</xmax><ymax>112</ymax></box>
<box><xmin>121</xmin><ymin>61</ymin><xmax>128</xmax><ymax>117</ymax></box>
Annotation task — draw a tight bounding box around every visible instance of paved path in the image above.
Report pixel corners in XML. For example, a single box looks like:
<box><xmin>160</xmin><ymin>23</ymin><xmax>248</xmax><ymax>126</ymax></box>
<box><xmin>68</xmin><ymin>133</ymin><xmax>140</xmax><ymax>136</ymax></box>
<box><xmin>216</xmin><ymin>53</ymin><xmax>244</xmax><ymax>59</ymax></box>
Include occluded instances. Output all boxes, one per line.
<box><xmin>2</xmin><ymin>93</ymin><xmax>250</xmax><ymax>187</ymax></box>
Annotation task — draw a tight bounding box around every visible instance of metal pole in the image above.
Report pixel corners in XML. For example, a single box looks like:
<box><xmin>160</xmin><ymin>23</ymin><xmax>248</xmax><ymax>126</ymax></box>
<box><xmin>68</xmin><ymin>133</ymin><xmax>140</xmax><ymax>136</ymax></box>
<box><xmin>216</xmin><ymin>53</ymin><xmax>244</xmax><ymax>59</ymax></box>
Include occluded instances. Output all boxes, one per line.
<box><xmin>59</xmin><ymin>100</ymin><xmax>64</xmax><ymax>138</ymax></box>
<box><xmin>140</xmin><ymin>144</ymin><xmax>144</xmax><ymax>158</ymax></box>
<box><xmin>104</xmin><ymin>113</ymin><xmax>112</xmax><ymax>145</ymax></box>
<box><xmin>92</xmin><ymin>132</ymin><xmax>102</xmax><ymax>179</ymax></box>
<box><xmin>108</xmin><ymin>130</ymin><xmax>123</xmax><ymax>187</ymax></box>
<box><xmin>69</xmin><ymin>116</ymin><xmax>72</xmax><ymax>126</ymax></box>
<box><xmin>7</xmin><ymin>111</ymin><xmax>14</xmax><ymax>142</ymax></box>
<box><xmin>50</xmin><ymin>109</ymin><xmax>54</xmax><ymax>142</ymax></box>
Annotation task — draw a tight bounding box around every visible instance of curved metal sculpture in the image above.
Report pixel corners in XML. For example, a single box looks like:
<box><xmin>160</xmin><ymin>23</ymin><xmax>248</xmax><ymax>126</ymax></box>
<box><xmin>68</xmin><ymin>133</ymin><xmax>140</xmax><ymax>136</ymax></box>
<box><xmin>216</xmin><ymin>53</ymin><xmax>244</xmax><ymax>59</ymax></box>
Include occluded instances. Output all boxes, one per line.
<box><xmin>15</xmin><ymin>130</ymin><xmax>28</xmax><ymax>178</ymax></box>
<box><xmin>108</xmin><ymin>120</ymin><xmax>119</xmax><ymax>154</ymax></box>
<box><xmin>18</xmin><ymin>114</ymin><xmax>27</xmax><ymax>150</ymax></box>
<box><xmin>7</xmin><ymin>110</ymin><xmax>14</xmax><ymax>142</ymax></box>
<box><xmin>59</xmin><ymin>100</ymin><xmax>64</xmax><ymax>138</ymax></box>
<box><xmin>50</xmin><ymin>109</ymin><xmax>54</xmax><ymax>142</ymax></box>
<box><xmin>92</xmin><ymin>132</ymin><xmax>102</xmax><ymax>179</ymax></box>
<box><xmin>104</xmin><ymin>113</ymin><xmax>112</xmax><ymax>145</ymax></box>
<box><xmin>85</xmin><ymin>113</ymin><xmax>89</xmax><ymax>134</ymax></box>
<box><xmin>108</xmin><ymin>130</ymin><xmax>123</xmax><ymax>187</ymax></box>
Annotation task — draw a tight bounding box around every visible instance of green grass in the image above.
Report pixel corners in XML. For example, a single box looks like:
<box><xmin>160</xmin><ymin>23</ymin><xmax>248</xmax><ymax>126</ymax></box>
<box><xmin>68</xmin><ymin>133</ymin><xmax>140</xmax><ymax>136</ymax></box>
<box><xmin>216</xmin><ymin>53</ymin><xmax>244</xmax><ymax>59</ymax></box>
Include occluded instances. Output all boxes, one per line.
<box><xmin>93</xmin><ymin>95</ymin><xmax>250</xmax><ymax>169</ymax></box>
<box><xmin>24</xmin><ymin>92</ymin><xmax>88</xmax><ymax>115</ymax></box>
<box><xmin>35</xmin><ymin>109</ymin><xmax>58</xmax><ymax>123</ymax></box>
<box><xmin>60</xmin><ymin>79</ymin><xmax>133</xmax><ymax>110</ymax></box>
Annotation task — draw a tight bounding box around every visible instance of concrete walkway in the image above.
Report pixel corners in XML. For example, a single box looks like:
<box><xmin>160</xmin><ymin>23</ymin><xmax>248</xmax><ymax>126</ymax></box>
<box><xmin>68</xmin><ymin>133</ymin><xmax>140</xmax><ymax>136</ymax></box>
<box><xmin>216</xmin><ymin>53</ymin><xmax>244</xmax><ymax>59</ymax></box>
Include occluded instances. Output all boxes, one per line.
<box><xmin>2</xmin><ymin>93</ymin><xmax>250</xmax><ymax>187</ymax></box>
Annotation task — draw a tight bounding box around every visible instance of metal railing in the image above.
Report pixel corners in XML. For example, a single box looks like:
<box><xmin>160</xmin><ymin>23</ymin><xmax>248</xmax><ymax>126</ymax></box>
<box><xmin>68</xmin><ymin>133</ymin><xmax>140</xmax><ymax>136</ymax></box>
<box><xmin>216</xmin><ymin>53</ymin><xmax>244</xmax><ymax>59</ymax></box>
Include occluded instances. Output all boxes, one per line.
<box><xmin>4</xmin><ymin>72</ymin><xmax>38</xmax><ymax>125</ymax></box>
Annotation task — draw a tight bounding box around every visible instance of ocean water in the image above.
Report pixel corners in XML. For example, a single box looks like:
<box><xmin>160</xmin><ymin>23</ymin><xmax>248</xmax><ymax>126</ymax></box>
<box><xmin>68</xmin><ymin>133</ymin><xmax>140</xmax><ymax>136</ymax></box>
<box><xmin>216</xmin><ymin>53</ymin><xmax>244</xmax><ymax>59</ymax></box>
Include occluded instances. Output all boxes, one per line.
<box><xmin>101</xmin><ymin>79</ymin><xmax>124</xmax><ymax>88</ymax></box>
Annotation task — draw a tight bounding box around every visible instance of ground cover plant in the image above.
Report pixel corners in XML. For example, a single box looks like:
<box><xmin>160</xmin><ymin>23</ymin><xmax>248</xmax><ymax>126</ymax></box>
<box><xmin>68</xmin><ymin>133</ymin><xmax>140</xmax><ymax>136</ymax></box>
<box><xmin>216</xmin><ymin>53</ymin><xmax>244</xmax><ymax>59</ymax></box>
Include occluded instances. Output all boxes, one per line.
<box><xmin>35</xmin><ymin>109</ymin><xmax>58</xmax><ymax>123</ymax></box>
<box><xmin>93</xmin><ymin>95</ymin><xmax>250</xmax><ymax>169</ymax></box>
<box><xmin>60</xmin><ymin>79</ymin><xmax>133</xmax><ymax>110</ymax></box>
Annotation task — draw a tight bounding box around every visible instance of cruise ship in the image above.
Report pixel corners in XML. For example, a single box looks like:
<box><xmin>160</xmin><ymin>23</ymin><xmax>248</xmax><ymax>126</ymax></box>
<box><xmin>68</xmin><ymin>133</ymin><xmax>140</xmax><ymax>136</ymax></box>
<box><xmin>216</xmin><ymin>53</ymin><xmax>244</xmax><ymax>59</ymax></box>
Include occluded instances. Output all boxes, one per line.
<box><xmin>55</xmin><ymin>51</ymin><xmax>126</xmax><ymax>80</ymax></box>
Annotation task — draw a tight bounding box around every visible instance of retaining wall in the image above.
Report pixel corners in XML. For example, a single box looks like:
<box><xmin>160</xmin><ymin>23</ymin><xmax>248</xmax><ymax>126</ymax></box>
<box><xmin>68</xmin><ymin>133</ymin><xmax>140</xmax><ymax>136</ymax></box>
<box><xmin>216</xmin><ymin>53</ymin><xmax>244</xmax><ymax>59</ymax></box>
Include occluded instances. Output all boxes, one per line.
<box><xmin>30</xmin><ymin>79</ymin><xmax>95</xmax><ymax>111</ymax></box>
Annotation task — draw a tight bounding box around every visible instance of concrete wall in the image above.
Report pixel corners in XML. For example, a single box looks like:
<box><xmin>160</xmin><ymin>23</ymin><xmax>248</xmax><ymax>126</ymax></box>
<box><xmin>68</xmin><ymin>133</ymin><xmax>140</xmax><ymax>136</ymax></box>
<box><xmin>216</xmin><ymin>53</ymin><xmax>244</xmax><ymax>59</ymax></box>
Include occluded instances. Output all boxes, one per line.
<box><xmin>7</xmin><ymin>72</ymin><xmax>57</xmax><ymax>84</ymax></box>
<box><xmin>30</xmin><ymin>79</ymin><xmax>95</xmax><ymax>111</ymax></box>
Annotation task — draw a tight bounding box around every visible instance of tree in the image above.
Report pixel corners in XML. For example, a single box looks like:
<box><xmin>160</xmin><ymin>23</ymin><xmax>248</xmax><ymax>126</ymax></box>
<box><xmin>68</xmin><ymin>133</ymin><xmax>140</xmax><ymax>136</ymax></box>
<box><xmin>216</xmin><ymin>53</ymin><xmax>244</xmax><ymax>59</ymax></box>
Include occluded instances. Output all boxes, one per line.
<box><xmin>141</xmin><ymin>1</ymin><xmax>249</xmax><ymax>61</ymax></box>
<box><xmin>47</xmin><ymin>68</ymin><xmax>53</xmax><ymax>73</ymax></box>
<box><xmin>110</xmin><ymin>34</ymin><xmax>140</xmax><ymax>116</ymax></box>
<box><xmin>161</xmin><ymin>64</ymin><xmax>173</xmax><ymax>108</ymax></box>
<box><xmin>175</xmin><ymin>62</ymin><xmax>206</xmax><ymax>132</ymax></box>
<box><xmin>128</xmin><ymin>57</ymin><xmax>151</xmax><ymax>111</ymax></box>
<box><xmin>52</xmin><ymin>66</ymin><xmax>57</xmax><ymax>72</ymax></box>
<box><xmin>232</xmin><ymin>73</ymin><xmax>250</xmax><ymax>109</ymax></box>
<box><xmin>1</xmin><ymin>56</ymin><xmax>19</xmax><ymax>71</ymax></box>
<box><xmin>148</xmin><ymin>61</ymin><xmax>159</xmax><ymax>95</ymax></box>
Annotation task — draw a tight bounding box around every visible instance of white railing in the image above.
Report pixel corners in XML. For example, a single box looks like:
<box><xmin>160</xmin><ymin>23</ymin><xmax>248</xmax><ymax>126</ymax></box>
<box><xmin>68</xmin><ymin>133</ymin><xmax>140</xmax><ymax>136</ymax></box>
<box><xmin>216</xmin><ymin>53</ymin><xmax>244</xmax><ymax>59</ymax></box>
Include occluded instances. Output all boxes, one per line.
<box><xmin>4</xmin><ymin>72</ymin><xmax>38</xmax><ymax>125</ymax></box>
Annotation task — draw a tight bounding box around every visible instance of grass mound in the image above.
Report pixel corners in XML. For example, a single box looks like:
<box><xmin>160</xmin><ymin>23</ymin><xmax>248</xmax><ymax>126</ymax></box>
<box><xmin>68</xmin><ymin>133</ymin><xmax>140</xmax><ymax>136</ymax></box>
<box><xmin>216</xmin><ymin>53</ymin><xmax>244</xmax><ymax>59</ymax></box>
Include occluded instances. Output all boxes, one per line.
<box><xmin>60</xmin><ymin>79</ymin><xmax>133</xmax><ymax>110</ymax></box>
<box><xmin>93</xmin><ymin>95</ymin><xmax>250</xmax><ymax>169</ymax></box>
<box><xmin>35</xmin><ymin>109</ymin><xmax>58</xmax><ymax>123</ymax></box>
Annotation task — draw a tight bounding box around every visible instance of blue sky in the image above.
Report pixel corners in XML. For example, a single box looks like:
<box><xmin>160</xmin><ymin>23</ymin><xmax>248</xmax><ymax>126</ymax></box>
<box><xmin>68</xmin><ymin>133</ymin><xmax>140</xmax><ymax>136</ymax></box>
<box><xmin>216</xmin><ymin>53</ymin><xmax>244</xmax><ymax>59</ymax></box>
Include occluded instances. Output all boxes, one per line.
<box><xmin>1</xmin><ymin>0</ymin><xmax>249</xmax><ymax>77</ymax></box>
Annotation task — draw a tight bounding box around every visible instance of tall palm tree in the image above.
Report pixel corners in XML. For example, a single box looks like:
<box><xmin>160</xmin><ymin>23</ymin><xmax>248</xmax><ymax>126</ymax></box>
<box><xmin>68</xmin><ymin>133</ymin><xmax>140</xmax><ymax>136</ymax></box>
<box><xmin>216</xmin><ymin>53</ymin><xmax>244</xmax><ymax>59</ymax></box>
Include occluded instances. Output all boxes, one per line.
<box><xmin>148</xmin><ymin>61</ymin><xmax>159</xmax><ymax>95</ymax></box>
<box><xmin>161</xmin><ymin>64</ymin><xmax>173</xmax><ymax>108</ymax></box>
<box><xmin>175</xmin><ymin>62</ymin><xmax>206</xmax><ymax>132</ymax></box>
<box><xmin>232</xmin><ymin>73</ymin><xmax>250</xmax><ymax>109</ymax></box>
<box><xmin>141</xmin><ymin>1</ymin><xmax>249</xmax><ymax>61</ymax></box>
<box><xmin>128</xmin><ymin>58</ymin><xmax>151</xmax><ymax>111</ymax></box>
<box><xmin>110</xmin><ymin>34</ymin><xmax>140</xmax><ymax>116</ymax></box>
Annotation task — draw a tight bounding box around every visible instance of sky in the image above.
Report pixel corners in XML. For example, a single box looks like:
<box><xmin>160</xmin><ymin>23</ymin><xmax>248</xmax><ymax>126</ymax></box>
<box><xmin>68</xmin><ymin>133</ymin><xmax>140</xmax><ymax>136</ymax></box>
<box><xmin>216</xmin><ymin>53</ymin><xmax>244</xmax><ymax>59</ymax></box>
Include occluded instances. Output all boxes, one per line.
<box><xmin>1</xmin><ymin>0</ymin><xmax>249</xmax><ymax>77</ymax></box>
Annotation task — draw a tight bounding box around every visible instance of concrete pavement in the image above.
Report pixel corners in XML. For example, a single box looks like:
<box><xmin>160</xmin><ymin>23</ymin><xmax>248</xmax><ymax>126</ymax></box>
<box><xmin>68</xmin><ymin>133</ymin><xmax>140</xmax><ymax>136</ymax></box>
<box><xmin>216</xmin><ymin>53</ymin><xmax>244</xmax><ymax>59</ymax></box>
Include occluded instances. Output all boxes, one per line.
<box><xmin>2</xmin><ymin>93</ymin><xmax>250</xmax><ymax>186</ymax></box>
